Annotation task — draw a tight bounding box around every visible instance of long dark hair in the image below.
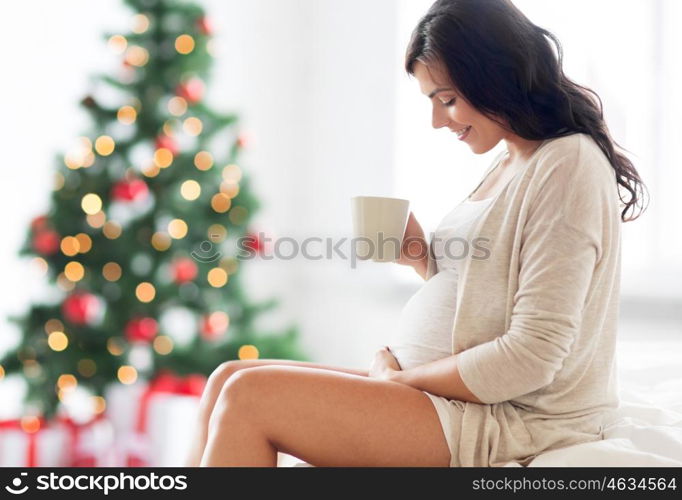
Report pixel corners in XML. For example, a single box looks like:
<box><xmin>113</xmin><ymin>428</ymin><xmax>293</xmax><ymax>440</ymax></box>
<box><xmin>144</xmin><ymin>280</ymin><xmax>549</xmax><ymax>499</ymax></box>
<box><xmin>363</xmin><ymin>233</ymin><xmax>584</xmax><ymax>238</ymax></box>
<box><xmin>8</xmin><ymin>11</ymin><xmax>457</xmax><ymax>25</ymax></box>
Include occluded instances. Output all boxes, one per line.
<box><xmin>405</xmin><ymin>0</ymin><xmax>648</xmax><ymax>222</ymax></box>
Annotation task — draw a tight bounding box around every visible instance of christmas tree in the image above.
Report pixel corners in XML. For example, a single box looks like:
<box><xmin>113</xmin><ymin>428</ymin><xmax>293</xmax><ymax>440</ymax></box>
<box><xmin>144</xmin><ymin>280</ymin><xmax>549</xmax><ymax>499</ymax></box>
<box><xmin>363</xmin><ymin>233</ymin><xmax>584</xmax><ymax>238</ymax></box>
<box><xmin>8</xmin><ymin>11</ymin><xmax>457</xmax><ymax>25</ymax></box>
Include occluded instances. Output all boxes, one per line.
<box><xmin>1</xmin><ymin>0</ymin><xmax>308</xmax><ymax>419</ymax></box>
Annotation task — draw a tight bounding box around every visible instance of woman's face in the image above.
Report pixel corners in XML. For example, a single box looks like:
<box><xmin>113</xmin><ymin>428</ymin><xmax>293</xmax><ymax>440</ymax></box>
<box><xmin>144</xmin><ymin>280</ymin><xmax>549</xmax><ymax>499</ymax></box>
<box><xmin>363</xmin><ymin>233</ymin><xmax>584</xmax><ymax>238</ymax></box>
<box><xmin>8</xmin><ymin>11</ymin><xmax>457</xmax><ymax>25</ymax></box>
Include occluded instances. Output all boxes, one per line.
<box><xmin>412</xmin><ymin>60</ymin><xmax>508</xmax><ymax>154</ymax></box>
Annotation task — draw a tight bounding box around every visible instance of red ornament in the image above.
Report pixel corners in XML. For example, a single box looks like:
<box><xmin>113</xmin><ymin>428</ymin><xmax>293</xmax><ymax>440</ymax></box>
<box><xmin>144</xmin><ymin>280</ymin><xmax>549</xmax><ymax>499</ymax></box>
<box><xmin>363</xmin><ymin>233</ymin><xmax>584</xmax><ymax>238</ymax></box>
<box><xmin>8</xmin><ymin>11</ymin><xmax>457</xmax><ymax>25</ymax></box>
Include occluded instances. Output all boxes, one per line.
<box><xmin>125</xmin><ymin>317</ymin><xmax>158</xmax><ymax>343</ymax></box>
<box><xmin>175</xmin><ymin>78</ymin><xmax>204</xmax><ymax>104</ymax></box>
<box><xmin>148</xmin><ymin>370</ymin><xmax>207</xmax><ymax>396</ymax></box>
<box><xmin>155</xmin><ymin>134</ymin><xmax>179</xmax><ymax>156</ymax></box>
<box><xmin>236</xmin><ymin>132</ymin><xmax>252</xmax><ymax>149</ymax></box>
<box><xmin>62</xmin><ymin>292</ymin><xmax>101</xmax><ymax>326</ymax></box>
<box><xmin>200</xmin><ymin>312</ymin><xmax>229</xmax><ymax>340</ymax></box>
<box><xmin>171</xmin><ymin>258</ymin><xmax>198</xmax><ymax>284</ymax></box>
<box><xmin>179</xmin><ymin>374</ymin><xmax>207</xmax><ymax>395</ymax></box>
<box><xmin>111</xmin><ymin>178</ymin><xmax>149</xmax><ymax>202</ymax></box>
<box><xmin>196</xmin><ymin>16</ymin><xmax>213</xmax><ymax>36</ymax></box>
<box><xmin>32</xmin><ymin>229</ymin><xmax>60</xmax><ymax>256</ymax></box>
<box><xmin>31</xmin><ymin>215</ymin><xmax>49</xmax><ymax>231</ymax></box>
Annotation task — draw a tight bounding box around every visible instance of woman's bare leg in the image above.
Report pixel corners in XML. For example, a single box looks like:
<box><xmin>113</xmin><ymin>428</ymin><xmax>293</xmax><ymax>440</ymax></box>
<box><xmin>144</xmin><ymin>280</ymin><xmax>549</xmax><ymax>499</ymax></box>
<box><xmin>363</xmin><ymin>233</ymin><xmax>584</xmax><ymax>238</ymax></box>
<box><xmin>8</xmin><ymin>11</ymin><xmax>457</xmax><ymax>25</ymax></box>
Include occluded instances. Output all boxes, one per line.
<box><xmin>183</xmin><ymin>359</ymin><xmax>369</xmax><ymax>466</ymax></box>
<box><xmin>200</xmin><ymin>365</ymin><xmax>451</xmax><ymax>467</ymax></box>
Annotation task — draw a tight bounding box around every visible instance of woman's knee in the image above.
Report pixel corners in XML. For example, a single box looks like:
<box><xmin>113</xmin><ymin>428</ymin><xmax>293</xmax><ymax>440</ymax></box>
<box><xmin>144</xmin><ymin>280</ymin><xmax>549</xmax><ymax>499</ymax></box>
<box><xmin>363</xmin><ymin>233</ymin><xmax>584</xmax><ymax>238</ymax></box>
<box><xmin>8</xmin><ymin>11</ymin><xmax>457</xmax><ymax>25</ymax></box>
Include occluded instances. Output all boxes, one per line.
<box><xmin>199</xmin><ymin>361</ymin><xmax>249</xmax><ymax>411</ymax></box>
<box><xmin>210</xmin><ymin>367</ymin><xmax>267</xmax><ymax>423</ymax></box>
<box><xmin>207</xmin><ymin>360</ymin><xmax>250</xmax><ymax>386</ymax></box>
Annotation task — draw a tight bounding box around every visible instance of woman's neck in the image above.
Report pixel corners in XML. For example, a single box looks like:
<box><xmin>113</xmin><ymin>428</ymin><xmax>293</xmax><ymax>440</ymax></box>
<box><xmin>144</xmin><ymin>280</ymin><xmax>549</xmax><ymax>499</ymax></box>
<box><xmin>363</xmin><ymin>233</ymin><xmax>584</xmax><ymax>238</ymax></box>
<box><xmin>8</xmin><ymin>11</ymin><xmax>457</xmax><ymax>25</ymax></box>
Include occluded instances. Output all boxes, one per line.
<box><xmin>503</xmin><ymin>138</ymin><xmax>545</xmax><ymax>165</ymax></box>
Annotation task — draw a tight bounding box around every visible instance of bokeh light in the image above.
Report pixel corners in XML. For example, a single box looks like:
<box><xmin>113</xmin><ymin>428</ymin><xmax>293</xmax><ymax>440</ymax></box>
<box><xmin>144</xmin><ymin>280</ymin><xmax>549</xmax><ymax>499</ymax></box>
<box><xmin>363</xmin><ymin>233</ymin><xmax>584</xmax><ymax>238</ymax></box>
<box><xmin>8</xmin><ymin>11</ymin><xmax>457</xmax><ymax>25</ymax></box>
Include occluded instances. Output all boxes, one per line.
<box><xmin>60</xmin><ymin>236</ymin><xmax>80</xmax><ymax>256</ymax></box>
<box><xmin>117</xmin><ymin>365</ymin><xmax>138</xmax><ymax>384</ymax></box>
<box><xmin>175</xmin><ymin>34</ymin><xmax>195</xmax><ymax>54</ymax></box>
<box><xmin>108</xmin><ymin>35</ymin><xmax>127</xmax><ymax>54</ymax></box>
<box><xmin>56</xmin><ymin>273</ymin><xmax>76</xmax><ymax>292</ymax></box>
<box><xmin>207</xmin><ymin>311</ymin><xmax>229</xmax><ymax>333</ymax></box>
<box><xmin>48</xmin><ymin>331</ymin><xmax>69</xmax><ymax>352</ymax></box>
<box><xmin>211</xmin><ymin>193</ymin><xmax>231</xmax><ymax>213</ymax></box>
<box><xmin>142</xmin><ymin>164</ymin><xmax>161</xmax><ymax>178</ymax></box>
<box><xmin>207</xmin><ymin>268</ymin><xmax>228</xmax><ymax>288</ymax></box>
<box><xmin>86</xmin><ymin>211</ymin><xmax>106</xmax><ymax>228</ymax></box>
<box><xmin>57</xmin><ymin>374</ymin><xmax>77</xmax><ymax>392</ymax></box>
<box><xmin>117</xmin><ymin>105</ymin><xmax>137</xmax><ymax>125</ymax></box>
<box><xmin>132</xmin><ymin>14</ymin><xmax>150</xmax><ymax>34</ymax></box>
<box><xmin>103</xmin><ymin>221</ymin><xmax>122</xmax><ymax>239</ymax></box>
<box><xmin>153</xmin><ymin>335</ymin><xmax>174</xmax><ymax>355</ymax></box>
<box><xmin>75</xmin><ymin>233</ymin><xmax>92</xmax><ymax>253</ymax></box>
<box><xmin>21</xmin><ymin>416</ymin><xmax>41</xmax><ymax>434</ymax></box>
<box><xmin>238</xmin><ymin>344</ymin><xmax>259</xmax><ymax>360</ymax></box>
<box><xmin>125</xmin><ymin>45</ymin><xmax>149</xmax><ymax>67</ymax></box>
<box><xmin>183</xmin><ymin>117</ymin><xmax>203</xmax><ymax>135</ymax></box>
<box><xmin>107</xmin><ymin>337</ymin><xmax>124</xmax><ymax>356</ymax></box>
<box><xmin>81</xmin><ymin>194</ymin><xmax>102</xmax><ymax>215</ymax></box>
<box><xmin>44</xmin><ymin>319</ymin><xmax>64</xmax><ymax>335</ymax></box>
<box><xmin>168</xmin><ymin>97</ymin><xmax>188</xmax><ymax>116</ymax></box>
<box><xmin>31</xmin><ymin>257</ymin><xmax>48</xmax><ymax>275</ymax></box>
<box><xmin>194</xmin><ymin>151</ymin><xmax>213</xmax><ymax>171</ymax></box>
<box><xmin>154</xmin><ymin>148</ymin><xmax>174</xmax><ymax>168</ymax></box>
<box><xmin>151</xmin><ymin>232</ymin><xmax>171</xmax><ymax>251</ymax></box>
<box><xmin>64</xmin><ymin>261</ymin><xmax>85</xmax><ymax>282</ymax></box>
<box><xmin>180</xmin><ymin>180</ymin><xmax>201</xmax><ymax>200</ymax></box>
<box><xmin>102</xmin><ymin>262</ymin><xmax>122</xmax><ymax>281</ymax></box>
<box><xmin>95</xmin><ymin>135</ymin><xmax>115</xmax><ymax>156</ymax></box>
<box><xmin>168</xmin><ymin>219</ymin><xmax>188</xmax><ymax>239</ymax></box>
<box><xmin>220</xmin><ymin>182</ymin><xmax>240</xmax><ymax>199</ymax></box>
<box><xmin>135</xmin><ymin>282</ymin><xmax>156</xmax><ymax>303</ymax></box>
<box><xmin>222</xmin><ymin>164</ymin><xmax>243</xmax><ymax>183</ymax></box>
<box><xmin>92</xmin><ymin>396</ymin><xmax>106</xmax><ymax>414</ymax></box>
<box><xmin>77</xmin><ymin>358</ymin><xmax>97</xmax><ymax>377</ymax></box>
<box><xmin>229</xmin><ymin>206</ymin><xmax>249</xmax><ymax>225</ymax></box>
<box><xmin>208</xmin><ymin>224</ymin><xmax>227</xmax><ymax>242</ymax></box>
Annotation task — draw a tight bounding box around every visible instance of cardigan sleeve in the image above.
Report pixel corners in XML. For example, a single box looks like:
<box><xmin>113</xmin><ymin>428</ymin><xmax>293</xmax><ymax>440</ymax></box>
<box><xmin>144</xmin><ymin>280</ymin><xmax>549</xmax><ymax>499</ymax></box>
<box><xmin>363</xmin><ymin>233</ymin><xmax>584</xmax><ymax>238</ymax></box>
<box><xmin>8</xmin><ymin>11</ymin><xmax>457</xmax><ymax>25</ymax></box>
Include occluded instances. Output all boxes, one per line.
<box><xmin>456</xmin><ymin>141</ymin><xmax>608</xmax><ymax>404</ymax></box>
<box><xmin>424</xmin><ymin>235</ymin><xmax>438</xmax><ymax>280</ymax></box>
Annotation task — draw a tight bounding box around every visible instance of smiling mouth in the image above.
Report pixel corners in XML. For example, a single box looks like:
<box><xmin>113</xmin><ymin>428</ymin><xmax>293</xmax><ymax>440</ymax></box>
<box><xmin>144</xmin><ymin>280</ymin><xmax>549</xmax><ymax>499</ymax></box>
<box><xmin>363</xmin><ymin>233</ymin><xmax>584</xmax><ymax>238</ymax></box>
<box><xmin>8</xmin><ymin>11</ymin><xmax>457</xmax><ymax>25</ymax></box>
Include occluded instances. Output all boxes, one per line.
<box><xmin>453</xmin><ymin>126</ymin><xmax>472</xmax><ymax>139</ymax></box>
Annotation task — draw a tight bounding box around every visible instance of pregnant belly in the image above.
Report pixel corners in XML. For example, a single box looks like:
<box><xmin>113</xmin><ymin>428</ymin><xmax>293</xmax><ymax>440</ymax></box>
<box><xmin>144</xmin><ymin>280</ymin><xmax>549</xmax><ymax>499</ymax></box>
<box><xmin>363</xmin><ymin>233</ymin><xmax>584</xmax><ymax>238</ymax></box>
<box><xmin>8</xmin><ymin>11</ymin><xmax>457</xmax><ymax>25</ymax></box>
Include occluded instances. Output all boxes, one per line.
<box><xmin>389</xmin><ymin>270</ymin><xmax>459</xmax><ymax>371</ymax></box>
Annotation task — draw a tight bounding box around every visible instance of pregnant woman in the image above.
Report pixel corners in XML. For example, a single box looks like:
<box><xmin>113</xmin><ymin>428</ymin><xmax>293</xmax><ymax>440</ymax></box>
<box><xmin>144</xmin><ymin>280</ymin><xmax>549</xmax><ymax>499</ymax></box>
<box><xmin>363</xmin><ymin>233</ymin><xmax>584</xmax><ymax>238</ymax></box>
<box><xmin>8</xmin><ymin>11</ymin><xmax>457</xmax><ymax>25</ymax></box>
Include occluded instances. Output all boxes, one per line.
<box><xmin>186</xmin><ymin>0</ymin><xmax>648</xmax><ymax>467</ymax></box>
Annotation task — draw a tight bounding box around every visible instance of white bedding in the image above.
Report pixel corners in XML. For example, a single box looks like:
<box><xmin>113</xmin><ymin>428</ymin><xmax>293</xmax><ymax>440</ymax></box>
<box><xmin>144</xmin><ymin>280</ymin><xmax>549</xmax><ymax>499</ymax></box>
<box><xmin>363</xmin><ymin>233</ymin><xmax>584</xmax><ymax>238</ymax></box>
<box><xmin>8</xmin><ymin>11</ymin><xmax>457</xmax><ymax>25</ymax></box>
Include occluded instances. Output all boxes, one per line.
<box><xmin>523</xmin><ymin>384</ymin><xmax>682</xmax><ymax>467</ymax></box>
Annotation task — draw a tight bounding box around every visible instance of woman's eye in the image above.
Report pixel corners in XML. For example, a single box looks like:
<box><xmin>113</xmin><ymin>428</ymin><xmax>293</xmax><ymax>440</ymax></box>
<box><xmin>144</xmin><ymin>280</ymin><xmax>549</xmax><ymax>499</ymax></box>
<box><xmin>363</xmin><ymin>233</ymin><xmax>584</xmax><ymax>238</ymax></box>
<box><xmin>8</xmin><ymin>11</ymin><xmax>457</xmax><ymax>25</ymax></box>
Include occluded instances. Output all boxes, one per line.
<box><xmin>442</xmin><ymin>98</ymin><xmax>456</xmax><ymax>107</ymax></box>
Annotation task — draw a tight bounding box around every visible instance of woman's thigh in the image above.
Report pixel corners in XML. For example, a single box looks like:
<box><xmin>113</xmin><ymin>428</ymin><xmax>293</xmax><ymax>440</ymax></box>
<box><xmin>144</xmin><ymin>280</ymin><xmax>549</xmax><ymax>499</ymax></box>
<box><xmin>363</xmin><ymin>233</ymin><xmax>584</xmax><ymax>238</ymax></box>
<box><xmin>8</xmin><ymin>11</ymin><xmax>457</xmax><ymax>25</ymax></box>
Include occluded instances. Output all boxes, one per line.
<box><xmin>219</xmin><ymin>365</ymin><xmax>451</xmax><ymax>467</ymax></box>
<box><xmin>201</xmin><ymin>359</ymin><xmax>368</xmax><ymax>405</ymax></box>
<box><xmin>225</xmin><ymin>358</ymin><xmax>369</xmax><ymax>377</ymax></box>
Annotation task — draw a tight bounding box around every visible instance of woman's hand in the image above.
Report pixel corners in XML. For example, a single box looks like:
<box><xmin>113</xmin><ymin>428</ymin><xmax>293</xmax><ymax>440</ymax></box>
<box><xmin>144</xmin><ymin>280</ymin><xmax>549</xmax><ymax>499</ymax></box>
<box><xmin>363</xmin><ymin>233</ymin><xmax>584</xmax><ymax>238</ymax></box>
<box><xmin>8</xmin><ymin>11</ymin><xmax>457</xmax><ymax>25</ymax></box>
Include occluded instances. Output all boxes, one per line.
<box><xmin>368</xmin><ymin>346</ymin><xmax>402</xmax><ymax>382</ymax></box>
<box><xmin>396</xmin><ymin>211</ymin><xmax>428</xmax><ymax>277</ymax></box>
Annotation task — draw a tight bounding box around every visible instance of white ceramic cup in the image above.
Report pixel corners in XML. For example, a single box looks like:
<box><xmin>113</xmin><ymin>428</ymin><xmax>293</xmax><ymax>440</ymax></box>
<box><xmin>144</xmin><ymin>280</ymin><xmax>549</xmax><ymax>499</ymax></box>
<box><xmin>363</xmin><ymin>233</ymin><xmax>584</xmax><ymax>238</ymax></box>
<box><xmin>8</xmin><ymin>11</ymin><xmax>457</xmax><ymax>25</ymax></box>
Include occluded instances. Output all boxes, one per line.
<box><xmin>351</xmin><ymin>196</ymin><xmax>410</xmax><ymax>262</ymax></box>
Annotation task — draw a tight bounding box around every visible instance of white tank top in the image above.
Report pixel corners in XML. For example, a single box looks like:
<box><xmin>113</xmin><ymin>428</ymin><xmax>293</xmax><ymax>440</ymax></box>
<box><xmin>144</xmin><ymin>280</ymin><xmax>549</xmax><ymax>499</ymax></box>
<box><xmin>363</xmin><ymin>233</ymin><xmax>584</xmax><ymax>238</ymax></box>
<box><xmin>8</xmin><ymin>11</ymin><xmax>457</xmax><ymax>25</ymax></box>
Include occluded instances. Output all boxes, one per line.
<box><xmin>389</xmin><ymin>196</ymin><xmax>494</xmax><ymax>370</ymax></box>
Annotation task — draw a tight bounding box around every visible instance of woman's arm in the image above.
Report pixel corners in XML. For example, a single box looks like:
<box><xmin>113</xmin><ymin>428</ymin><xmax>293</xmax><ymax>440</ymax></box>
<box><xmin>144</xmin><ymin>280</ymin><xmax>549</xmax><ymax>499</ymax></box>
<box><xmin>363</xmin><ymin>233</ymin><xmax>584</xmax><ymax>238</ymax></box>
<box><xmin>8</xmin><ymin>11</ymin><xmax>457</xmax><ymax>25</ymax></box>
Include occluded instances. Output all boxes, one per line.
<box><xmin>412</xmin><ymin>253</ymin><xmax>428</xmax><ymax>280</ymax></box>
<box><xmin>396</xmin><ymin>212</ymin><xmax>430</xmax><ymax>280</ymax></box>
<box><xmin>388</xmin><ymin>355</ymin><xmax>484</xmax><ymax>403</ymax></box>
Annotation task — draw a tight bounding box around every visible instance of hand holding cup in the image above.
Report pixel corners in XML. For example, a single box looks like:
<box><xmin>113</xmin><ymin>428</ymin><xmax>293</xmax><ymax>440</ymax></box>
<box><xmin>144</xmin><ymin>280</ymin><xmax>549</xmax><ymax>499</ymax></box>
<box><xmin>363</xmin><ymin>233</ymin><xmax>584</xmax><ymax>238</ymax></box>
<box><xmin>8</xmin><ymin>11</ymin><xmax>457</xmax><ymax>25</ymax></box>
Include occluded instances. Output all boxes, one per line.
<box><xmin>395</xmin><ymin>211</ymin><xmax>428</xmax><ymax>270</ymax></box>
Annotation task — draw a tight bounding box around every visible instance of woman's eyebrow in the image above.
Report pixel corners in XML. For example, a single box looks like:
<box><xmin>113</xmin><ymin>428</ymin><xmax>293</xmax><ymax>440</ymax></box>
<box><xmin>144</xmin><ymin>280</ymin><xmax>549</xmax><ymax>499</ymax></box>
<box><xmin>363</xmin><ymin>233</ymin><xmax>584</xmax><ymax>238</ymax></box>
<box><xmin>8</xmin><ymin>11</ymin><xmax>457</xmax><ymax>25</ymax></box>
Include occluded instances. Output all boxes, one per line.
<box><xmin>427</xmin><ymin>87</ymin><xmax>451</xmax><ymax>98</ymax></box>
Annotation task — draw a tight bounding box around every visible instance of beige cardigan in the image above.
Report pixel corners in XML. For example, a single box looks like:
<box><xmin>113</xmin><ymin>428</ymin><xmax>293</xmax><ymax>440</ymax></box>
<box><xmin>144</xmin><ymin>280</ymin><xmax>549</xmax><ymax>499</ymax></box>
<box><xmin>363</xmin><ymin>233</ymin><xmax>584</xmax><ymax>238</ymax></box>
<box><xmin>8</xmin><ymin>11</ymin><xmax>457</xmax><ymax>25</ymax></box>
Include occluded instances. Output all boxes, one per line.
<box><xmin>424</xmin><ymin>132</ymin><xmax>622</xmax><ymax>466</ymax></box>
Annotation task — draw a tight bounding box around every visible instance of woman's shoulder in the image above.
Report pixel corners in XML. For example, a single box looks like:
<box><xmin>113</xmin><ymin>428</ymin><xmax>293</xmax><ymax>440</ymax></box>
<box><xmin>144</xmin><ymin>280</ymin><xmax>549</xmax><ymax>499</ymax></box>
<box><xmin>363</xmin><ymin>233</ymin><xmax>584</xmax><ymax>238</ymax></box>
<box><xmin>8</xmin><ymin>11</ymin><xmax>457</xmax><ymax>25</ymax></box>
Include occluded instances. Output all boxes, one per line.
<box><xmin>535</xmin><ymin>132</ymin><xmax>613</xmax><ymax>182</ymax></box>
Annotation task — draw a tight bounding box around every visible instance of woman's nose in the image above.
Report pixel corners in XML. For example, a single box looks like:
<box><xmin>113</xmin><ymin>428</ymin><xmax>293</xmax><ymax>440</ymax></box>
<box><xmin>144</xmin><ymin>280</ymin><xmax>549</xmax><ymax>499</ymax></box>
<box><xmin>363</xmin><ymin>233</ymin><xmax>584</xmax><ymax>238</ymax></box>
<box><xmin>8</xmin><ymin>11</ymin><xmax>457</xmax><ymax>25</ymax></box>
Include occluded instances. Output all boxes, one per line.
<box><xmin>431</xmin><ymin>106</ymin><xmax>449</xmax><ymax>129</ymax></box>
